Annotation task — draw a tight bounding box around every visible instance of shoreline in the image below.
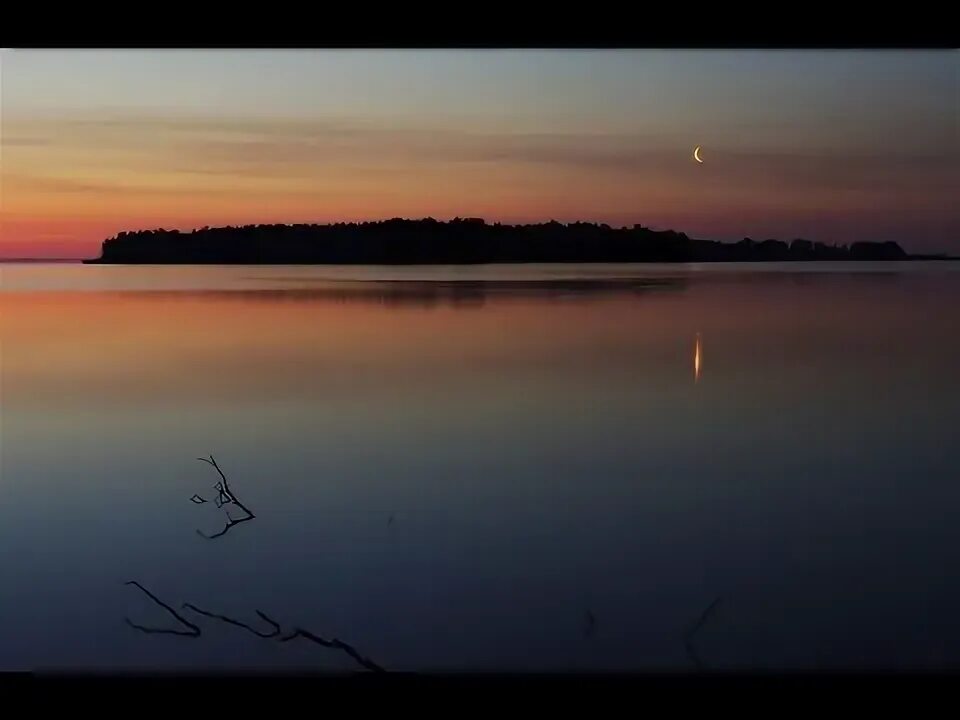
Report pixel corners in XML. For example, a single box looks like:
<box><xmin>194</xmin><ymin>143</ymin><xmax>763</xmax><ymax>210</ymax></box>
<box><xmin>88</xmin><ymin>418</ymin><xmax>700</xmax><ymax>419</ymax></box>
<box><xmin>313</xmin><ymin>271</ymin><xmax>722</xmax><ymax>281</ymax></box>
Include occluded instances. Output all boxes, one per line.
<box><xmin>80</xmin><ymin>256</ymin><xmax>958</xmax><ymax>266</ymax></box>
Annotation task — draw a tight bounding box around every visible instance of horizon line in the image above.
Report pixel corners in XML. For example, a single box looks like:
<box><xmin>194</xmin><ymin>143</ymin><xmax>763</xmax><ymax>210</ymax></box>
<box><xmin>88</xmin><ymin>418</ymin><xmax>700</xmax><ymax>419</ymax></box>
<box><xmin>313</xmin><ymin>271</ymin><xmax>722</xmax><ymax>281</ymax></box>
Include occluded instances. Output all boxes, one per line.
<box><xmin>3</xmin><ymin>215</ymin><xmax>956</xmax><ymax>261</ymax></box>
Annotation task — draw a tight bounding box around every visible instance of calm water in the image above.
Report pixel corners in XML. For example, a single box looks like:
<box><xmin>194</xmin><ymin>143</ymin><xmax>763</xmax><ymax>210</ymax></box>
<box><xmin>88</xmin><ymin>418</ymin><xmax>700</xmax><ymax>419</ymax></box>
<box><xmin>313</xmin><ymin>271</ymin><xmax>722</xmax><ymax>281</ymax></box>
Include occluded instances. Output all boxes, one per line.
<box><xmin>2</xmin><ymin>261</ymin><xmax>959</xmax><ymax>672</ymax></box>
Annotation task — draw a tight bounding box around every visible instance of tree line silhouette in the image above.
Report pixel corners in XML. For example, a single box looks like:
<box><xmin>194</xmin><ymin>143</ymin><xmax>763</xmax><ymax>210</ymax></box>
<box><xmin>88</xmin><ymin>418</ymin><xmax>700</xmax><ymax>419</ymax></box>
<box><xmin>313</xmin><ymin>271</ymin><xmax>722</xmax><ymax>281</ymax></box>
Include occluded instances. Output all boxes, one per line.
<box><xmin>85</xmin><ymin>217</ymin><xmax>912</xmax><ymax>264</ymax></box>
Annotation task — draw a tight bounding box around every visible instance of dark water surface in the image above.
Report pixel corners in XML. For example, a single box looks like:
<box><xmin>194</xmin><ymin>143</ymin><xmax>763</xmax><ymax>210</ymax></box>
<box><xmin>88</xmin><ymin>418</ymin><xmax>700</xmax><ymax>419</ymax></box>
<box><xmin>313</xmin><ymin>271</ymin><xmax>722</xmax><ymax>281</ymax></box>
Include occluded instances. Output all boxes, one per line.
<box><xmin>2</xmin><ymin>262</ymin><xmax>958</xmax><ymax>672</ymax></box>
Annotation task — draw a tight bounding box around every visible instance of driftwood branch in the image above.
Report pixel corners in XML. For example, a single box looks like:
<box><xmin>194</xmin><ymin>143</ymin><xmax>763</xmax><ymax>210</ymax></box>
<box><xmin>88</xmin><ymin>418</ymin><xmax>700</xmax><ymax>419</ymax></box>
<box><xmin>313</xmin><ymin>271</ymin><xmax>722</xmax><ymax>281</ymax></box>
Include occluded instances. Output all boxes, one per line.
<box><xmin>123</xmin><ymin>581</ymin><xmax>201</xmax><ymax>637</ymax></box>
<box><xmin>194</xmin><ymin>455</ymin><xmax>256</xmax><ymax>539</ymax></box>
<box><xmin>684</xmin><ymin>596</ymin><xmax>721</xmax><ymax>671</ymax></box>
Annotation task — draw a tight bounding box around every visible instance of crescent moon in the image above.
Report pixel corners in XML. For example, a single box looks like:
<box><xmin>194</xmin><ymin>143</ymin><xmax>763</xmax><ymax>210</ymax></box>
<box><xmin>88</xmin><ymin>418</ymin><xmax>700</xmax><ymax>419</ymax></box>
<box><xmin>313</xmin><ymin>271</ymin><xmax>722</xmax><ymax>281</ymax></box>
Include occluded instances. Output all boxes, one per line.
<box><xmin>693</xmin><ymin>146</ymin><xmax>703</xmax><ymax>163</ymax></box>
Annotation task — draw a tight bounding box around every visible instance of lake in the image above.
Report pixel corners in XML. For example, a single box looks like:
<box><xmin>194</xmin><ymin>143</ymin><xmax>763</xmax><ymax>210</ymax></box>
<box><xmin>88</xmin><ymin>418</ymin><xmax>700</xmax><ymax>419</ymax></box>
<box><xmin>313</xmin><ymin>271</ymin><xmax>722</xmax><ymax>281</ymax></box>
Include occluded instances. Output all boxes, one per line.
<box><xmin>1</xmin><ymin>261</ymin><xmax>959</xmax><ymax>672</ymax></box>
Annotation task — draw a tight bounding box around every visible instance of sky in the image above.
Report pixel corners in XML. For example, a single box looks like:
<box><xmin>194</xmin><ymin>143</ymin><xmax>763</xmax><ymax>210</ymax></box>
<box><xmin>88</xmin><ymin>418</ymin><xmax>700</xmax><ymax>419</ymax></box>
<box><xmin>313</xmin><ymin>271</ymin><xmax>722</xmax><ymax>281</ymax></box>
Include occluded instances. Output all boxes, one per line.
<box><xmin>1</xmin><ymin>49</ymin><xmax>957</xmax><ymax>258</ymax></box>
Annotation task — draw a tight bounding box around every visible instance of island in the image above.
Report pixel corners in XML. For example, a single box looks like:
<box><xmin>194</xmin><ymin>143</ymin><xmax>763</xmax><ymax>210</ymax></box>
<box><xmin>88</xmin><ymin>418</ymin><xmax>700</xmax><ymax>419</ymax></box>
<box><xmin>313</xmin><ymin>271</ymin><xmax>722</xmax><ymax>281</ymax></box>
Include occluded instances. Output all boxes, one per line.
<box><xmin>83</xmin><ymin>217</ymin><xmax>930</xmax><ymax>265</ymax></box>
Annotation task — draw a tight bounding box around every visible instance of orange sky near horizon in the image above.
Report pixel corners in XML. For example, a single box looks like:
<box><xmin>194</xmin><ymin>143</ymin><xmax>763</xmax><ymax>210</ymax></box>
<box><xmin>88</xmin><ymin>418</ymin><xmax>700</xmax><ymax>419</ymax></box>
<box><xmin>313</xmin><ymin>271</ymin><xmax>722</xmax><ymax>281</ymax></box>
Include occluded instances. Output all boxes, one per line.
<box><xmin>2</xmin><ymin>50</ymin><xmax>956</xmax><ymax>258</ymax></box>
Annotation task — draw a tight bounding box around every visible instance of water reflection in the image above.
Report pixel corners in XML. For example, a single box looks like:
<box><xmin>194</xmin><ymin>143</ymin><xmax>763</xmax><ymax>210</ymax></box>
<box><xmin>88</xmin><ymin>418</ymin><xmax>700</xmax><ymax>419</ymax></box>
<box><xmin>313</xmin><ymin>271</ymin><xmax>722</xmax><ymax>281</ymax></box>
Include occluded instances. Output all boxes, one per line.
<box><xmin>694</xmin><ymin>333</ymin><xmax>702</xmax><ymax>383</ymax></box>
<box><xmin>2</xmin><ymin>263</ymin><xmax>960</xmax><ymax>672</ymax></box>
<box><xmin>115</xmin><ymin>277</ymin><xmax>690</xmax><ymax>308</ymax></box>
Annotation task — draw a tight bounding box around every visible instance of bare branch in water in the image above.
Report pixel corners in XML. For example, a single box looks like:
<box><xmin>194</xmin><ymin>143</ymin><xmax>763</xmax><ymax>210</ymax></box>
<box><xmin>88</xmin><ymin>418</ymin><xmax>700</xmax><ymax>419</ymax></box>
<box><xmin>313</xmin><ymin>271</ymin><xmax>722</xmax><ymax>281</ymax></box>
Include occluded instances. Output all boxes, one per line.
<box><xmin>212</xmin><ymin>482</ymin><xmax>232</xmax><ymax>508</ymax></box>
<box><xmin>195</xmin><ymin>455</ymin><xmax>256</xmax><ymax>540</ymax></box>
<box><xmin>684</xmin><ymin>596</ymin><xmax>721</xmax><ymax>671</ymax></box>
<box><xmin>196</xmin><ymin>513</ymin><xmax>256</xmax><ymax>540</ymax></box>
<box><xmin>197</xmin><ymin>455</ymin><xmax>231</xmax><ymax>493</ymax></box>
<box><xmin>583</xmin><ymin>609</ymin><xmax>597</xmax><ymax>639</ymax></box>
<box><xmin>123</xmin><ymin>581</ymin><xmax>201</xmax><ymax>637</ymax></box>
<box><xmin>169</xmin><ymin>597</ymin><xmax>385</xmax><ymax>672</ymax></box>
<box><xmin>182</xmin><ymin>603</ymin><xmax>281</xmax><ymax>638</ymax></box>
<box><xmin>130</xmin><ymin>455</ymin><xmax>381</xmax><ymax>671</ymax></box>
<box><xmin>254</xmin><ymin>610</ymin><xmax>283</xmax><ymax>636</ymax></box>
<box><xmin>281</xmin><ymin>628</ymin><xmax>386</xmax><ymax>673</ymax></box>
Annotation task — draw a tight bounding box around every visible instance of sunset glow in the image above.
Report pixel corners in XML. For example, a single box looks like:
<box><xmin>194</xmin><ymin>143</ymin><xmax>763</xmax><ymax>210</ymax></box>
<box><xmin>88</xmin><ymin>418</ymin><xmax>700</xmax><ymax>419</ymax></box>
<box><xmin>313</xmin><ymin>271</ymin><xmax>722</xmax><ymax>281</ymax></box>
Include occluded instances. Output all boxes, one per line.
<box><xmin>1</xmin><ymin>50</ymin><xmax>957</xmax><ymax>258</ymax></box>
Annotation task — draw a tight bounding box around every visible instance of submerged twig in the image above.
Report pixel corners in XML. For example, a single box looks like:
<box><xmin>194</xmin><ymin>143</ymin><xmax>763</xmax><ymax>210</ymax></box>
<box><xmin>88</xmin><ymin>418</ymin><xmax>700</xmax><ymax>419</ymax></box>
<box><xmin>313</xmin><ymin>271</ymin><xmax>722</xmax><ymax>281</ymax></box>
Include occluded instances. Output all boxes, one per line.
<box><xmin>583</xmin><ymin>609</ymin><xmax>597</xmax><ymax>639</ymax></box>
<box><xmin>195</xmin><ymin>455</ymin><xmax>256</xmax><ymax>539</ymax></box>
<box><xmin>684</xmin><ymin>596</ymin><xmax>721</xmax><ymax>671</ymax></box>
<box><xmin>123</xmin><ymin>581</ymin><xmax>201</xmax><ymax>637</ymax></box>
<box><xmin>182</xmin><ymin>603</ymin><xmax>281</xmax><ymax>638</ymax></box>
<box><xmin>130</xmin><ymin>455</ymin><xmax>381</xmax><ymax>672</ymax></box>
<box><xmin>281</xmin><ymin>628</ymin><xmax>386</xmax><ymax>673</ymax></box>
<box><xmin>131</xmin><ymin>591</ymin><xmax>385</xmax><ymax>672</ymax></box>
